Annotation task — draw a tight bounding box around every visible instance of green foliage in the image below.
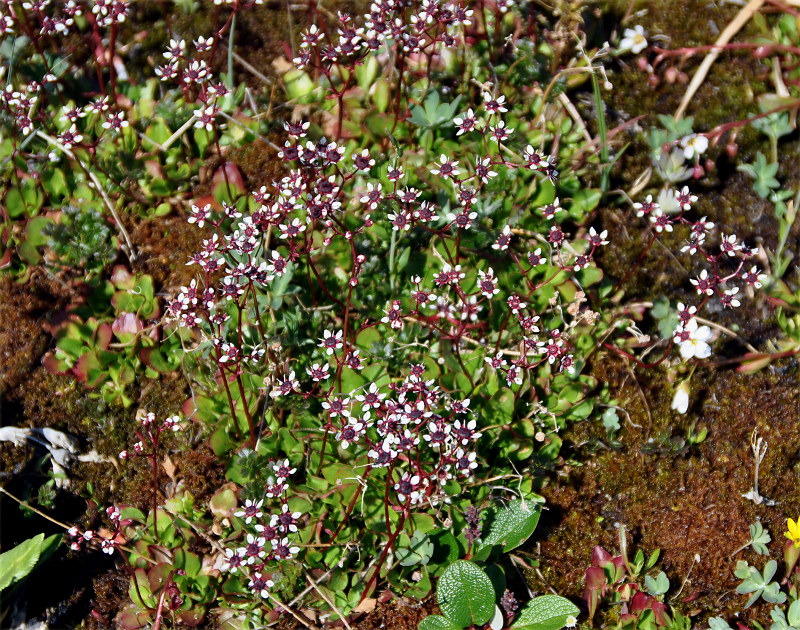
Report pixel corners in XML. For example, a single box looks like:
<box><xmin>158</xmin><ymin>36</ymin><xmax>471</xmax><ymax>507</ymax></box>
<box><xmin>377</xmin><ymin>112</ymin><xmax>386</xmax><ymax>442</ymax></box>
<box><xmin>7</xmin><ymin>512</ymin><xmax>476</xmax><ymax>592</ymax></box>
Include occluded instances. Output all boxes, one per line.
<box><xmin>474</xmin><ymin>500</ymin><xmax>542</xmax><ymax>560</ymax></box>
<box><xmin>0</xmin><ymin>533</ymin><xmax>60</xmax><ymax>593</ymax></box>
<box><xmin>644</xmin><ymin>572</ymin><xmax>670</xmax><ymax>597</ymax></box>
<box><xmin>736</xmin><ymin>522</ymin><xmax>772</xmax><ymax>557</ymax></box>
<box><xmin>651</xmin><ymin>297</ymin><xmax>679</xmax><ymax>340</ymax></box>
<box><xmin>738</xmin><ymin>152</ymin><xmax>781</xmax><ymax>199</ymax></box>
<box><xmin>436</xmin><ymin>561</ymin><xmax>496</xmax><ymax>628</ymax></box>
<box><xmin>42</xmin><ymin>205</ymin><xmax>116</xmax><ymax>279</ymax></box>
<box><xmin>771</xmin><ymin>600</ymin><xmax>800</xmax><ymax>630</ymax></box>
<box><xmin>511</xmin><ymin>595</ymin><xmax>580</xmax><ymax>630</ymax></box>
<box><xmin>735</xmin><ymin>559</ymin><xmax>786</xmax><ymax>608</ymax></box>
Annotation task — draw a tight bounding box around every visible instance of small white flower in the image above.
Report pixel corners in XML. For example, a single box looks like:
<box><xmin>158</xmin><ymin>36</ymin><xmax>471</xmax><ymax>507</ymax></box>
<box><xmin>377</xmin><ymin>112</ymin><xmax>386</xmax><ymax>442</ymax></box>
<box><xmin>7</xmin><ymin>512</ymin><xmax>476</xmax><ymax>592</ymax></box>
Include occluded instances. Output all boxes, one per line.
<box><xmin>619</xmin><ymin>25</ymin><xmax>648</xmax><ymax>54</ymax></box>
<box><xmin>680</xmin><ymin>134</ymin><xmax>709</xmax><ymax>160</ymax></box>
<box><xmin>678</xmin><ymin>318</ymin><xmax>712</xmax><ymax>360</ymax></box>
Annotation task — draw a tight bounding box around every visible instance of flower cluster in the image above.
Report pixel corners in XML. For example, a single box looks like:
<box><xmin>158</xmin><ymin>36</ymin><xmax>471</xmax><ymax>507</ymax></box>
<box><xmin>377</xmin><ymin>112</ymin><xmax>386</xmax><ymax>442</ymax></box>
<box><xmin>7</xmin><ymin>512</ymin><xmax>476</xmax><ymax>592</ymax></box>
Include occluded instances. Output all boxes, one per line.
<box><xmin>66</xmin><ymin>505</ymin><xmax>121</xmax><ymax>555</ymax></box>
<box><xmin>631</xmin><ymin>186</ymin><xmax>765</xmax><ymax>361</ymax></box>
<box><xmin>217</xmin><ymin>460</ymin><xmax>302</xmax><ymax>599</ymax></box>
<box><xmin>118</xmin><ymin>411</ymin><xmax>182</xmax><ymax>461</ymax></box>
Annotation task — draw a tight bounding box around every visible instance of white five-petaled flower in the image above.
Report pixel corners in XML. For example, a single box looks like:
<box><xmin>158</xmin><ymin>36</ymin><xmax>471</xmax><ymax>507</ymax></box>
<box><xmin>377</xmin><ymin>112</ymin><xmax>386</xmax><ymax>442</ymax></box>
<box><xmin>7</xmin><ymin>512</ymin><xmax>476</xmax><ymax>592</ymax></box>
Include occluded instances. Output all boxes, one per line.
<box><xmin>690</xmin><ymin>269</ymin><xmax>714</xmax><ymax>296</ymax></box>
<box><xmin>477</xmin><ymin>268</ymin><xmax>499</xmax><ymax>299</ymax></box>
<box><xmin>675</xmin><ymin>186</ymin><xmax>698</xmax><ymax>210</ymax></box>
<box><xmin>721</xmin><ymin>286</ymin><xmax>741</xmax><ymax>308</ymax></box>
<box><xmin>741</xmin><ymin>265</ymin><xmax>766</xmax><ymax>289</ymax></box>
<box><xmin>619</xmin><ymin>25</ymin><xmax>648</xmax><ymax>54</ymax></box>
<box><xmin>318</xmin><ymin>329</ymin><xmax>343</xmax><ymax>355</ymax></box>
<box><xmin>492</xmin><ymin>225</ymin><xmax>513</xmax><ymax>251</ymax></box>
<box><xmin>589</xmin><ymin>227</ymin><xmax>609</xmax><ymax>247</ymax></box>
<box><xmin>430</xmin><ymin>154</ymin><xmax>460</xmax><ymax>178</ymax></box>
<box><xmin>248</xmin><ymin>572</ymin><xmax>274</xmax><ymax>599</ymax></box>
<box><xmin>680</xmin><ymin>134</ymin><xmax>709</xmax><ymax>160</ymax></box>
<box><xmin>677</xmin><ymin>318</ymin><xmax>712</xmax><ymax>360</ymax></box>
<box><xmin>306</xmin><ymin>362</ymin><xmax>330</xmax><ymax>382</ymax></box>
<box><xmin>235</xmin><ymin>499</ymin><xmax>263</xmax><ymax>524</ymax></box>
<box><xmin>453</xmin><ymin>108</ymin><xmax>477</xmax><ymax>135</ymax></box>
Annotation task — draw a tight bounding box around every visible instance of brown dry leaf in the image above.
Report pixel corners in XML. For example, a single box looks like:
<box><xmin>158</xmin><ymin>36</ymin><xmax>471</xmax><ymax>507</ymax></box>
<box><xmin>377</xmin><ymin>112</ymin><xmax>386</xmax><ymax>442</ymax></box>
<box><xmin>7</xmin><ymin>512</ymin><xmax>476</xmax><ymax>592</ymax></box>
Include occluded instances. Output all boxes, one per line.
<box><xmin>301</xmin><ymin>609</ymin><xmax>319</xmax><ymax>624</ymax></box>
<box><xmin>271</xmin><ymin>56</ymin><xmax>293</xmax><ymax>74</ymax></box>
<box><xmin>353</xmin><ymin>598</ymin><xmax>377</xmax><ymax>613</ymax></box>
<box><xmin>162</xmin><ymin>454</ymin><xmax>177</xmax><ymax>481</ymax></box>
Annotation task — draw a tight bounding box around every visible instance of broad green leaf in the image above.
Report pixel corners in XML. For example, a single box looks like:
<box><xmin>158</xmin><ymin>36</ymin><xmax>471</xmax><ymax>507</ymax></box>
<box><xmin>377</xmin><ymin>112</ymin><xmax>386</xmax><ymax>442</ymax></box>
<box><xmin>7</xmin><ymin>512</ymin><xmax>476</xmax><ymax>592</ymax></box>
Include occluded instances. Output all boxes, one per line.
<box><xmin>419</xmin><ymin>614</ymin><xmax>462</xmax><ymax>630</ymax></box>
<box><xmin>511</xmin><ymin>595</ymin><xmax>580</xmax><ymax>630</ymax></box>
<box><xmin>480</xmin><ymin>500</ymin><xmax>542</xmax><ymax>553</ymax></box>
<box><xmin>437</xmin><ymin>561</ymin><xmax>495</xmax><ymax>628</ymax></box>
<box><xmin>0</xmin><ymin>533</ymin><xmax>46</xmax><ymax>592</ymax></box>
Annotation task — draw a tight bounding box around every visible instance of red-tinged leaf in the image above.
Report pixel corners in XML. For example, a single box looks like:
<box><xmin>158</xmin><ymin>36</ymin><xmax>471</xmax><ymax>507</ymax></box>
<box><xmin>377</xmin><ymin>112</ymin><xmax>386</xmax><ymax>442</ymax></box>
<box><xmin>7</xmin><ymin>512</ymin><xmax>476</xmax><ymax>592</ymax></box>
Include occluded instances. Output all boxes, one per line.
<box><xmin>585</xmin><ymin>566</ymin><xmax>606</xmax><ymax>590</ymax></box>
<box><xmin>591</xmin><ymin>545</ymin><xmax>612</xmax><ymax>567</ymax></box>
<box><xmin>74</xmin><ymin>352</ymin><xmax>104</xmax><ymax>386</ymax></box>
<box><xmin>147</xmin><ymin>563</ymin><xmax>172</xmax><ymax>593</ymax></box>
<box><xmin>43</xmin><ymin>352</ymin><xmax>70</xmax><ymax>375</ymax></box>
<box><xmin>193</xmin><ymin>194</ymin><xmax>219</xmax><ymax>211</ymax></box>
<box><xmin>96</xmin><ymin>323</ymin><xmax>113</xmax><ymax>350</ymax></box>
<box><xmin>629</xmin><ymin>591</ymin><xmax>650</xmax><ymax>614</ymax></box>
<box><xmin>209</xmin><ymin>484</ymin><xmax>237</xmax><ymax>519</ymax></box>
<box><xmin>736</xmin><ymin>354</ymin><xmax>773</xmax><ymax>373</ymax></box>
<box><xmin>111</xmin><ymin>265</ymin><xmax>135</xmax><ymax>290</ymax></box>
<box><xmin>182</xmin><ymin>398</ymin><xmax>198</xmax><ymax>418</ymax></box>
<box><xmin>651</xmin><ymin>599</ymin><xmax>668</xmax><ymax>625</ymax></box>
<box><xmin>116</xmin><ymin>604</ymin><xmax>151</xmax><ymax>630</ymax></box>
<box><xmin>0</xmin><ymin>248</ymin><xmax>11</xmax><ymax>269</ymax></box>
<box><xmin>113</xmin><ymin>312</ymin><xmax>143</xmax><ymax>341</ymax></box>
<box><xmin>212</xmin><ymin>162</ymin><xmax>245</xmax><ymax>196</ymax></box>
<box><xmin>176</xmin><ymin>608</ymin><xmax>206</xmax><ymax>626</ymax></box>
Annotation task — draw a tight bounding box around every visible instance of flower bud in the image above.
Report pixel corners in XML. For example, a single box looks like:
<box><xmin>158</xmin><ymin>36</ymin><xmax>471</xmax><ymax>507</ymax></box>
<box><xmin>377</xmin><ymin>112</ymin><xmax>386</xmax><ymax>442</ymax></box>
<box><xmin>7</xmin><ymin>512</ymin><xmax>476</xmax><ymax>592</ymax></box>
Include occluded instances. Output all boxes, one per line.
<box><xmin>671</xmin><ymin>381</ymin><xmax>690</xmax><ymax>414</ymax></box>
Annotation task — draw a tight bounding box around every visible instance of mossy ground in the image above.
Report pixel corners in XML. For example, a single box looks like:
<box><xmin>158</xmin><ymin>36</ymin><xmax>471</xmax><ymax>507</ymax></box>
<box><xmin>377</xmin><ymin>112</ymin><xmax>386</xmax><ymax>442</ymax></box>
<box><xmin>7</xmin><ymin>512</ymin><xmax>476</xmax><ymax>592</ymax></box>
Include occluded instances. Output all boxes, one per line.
<box><xmin>522</xmin><ymin>0</ymin><xmax>800</xmax><ymax>624</ymax></box>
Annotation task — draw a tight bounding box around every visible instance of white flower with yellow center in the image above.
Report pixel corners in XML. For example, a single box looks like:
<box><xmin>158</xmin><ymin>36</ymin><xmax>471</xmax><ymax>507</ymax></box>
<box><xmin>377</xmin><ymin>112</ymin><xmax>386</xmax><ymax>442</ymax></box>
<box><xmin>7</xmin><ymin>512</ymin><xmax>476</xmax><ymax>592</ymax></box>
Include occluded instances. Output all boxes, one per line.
<box><xmin>619</xmin><ymin>25</ymin><xmax>648</xmax><ymax>54</ymax></box>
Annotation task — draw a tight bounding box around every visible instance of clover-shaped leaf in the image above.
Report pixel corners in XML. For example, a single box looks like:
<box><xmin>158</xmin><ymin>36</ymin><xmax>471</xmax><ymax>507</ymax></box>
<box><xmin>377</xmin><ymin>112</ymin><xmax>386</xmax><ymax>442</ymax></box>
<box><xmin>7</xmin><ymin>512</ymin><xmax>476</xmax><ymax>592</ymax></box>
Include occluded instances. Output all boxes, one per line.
<box><xmin>645</xmin><ymin>571</ymin><xmax>670</xmax><ymax>597</ymax></box>
<box><xmin>735</xmin><ymin>559</ymin><xmax>786</xmax><ymax>608</ymax></box>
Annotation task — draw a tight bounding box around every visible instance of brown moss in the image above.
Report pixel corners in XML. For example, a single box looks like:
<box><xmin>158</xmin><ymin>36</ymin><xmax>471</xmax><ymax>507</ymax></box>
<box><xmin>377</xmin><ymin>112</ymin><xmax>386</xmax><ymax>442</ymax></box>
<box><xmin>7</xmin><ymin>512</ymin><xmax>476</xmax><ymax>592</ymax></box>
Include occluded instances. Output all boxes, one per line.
<box><xmin>354</xmin><ymin>596</ymin><xmax>440</xmax><ymax>630</ymax></box>
<box><xmin>86</xmin><ymin>566</ymin><xmax>131</xmax><ymax>630</ymax></box>
<box><xmin>129</xmin><ymin>213</ymin><xmax>209</xmax><ymax>293</ymax></box>
<box><xmin>533</xmin><ymin>358</ymin><xmax>800</xmax><ymax>623</ymax></box>
<box><xmin>0</xmin><ymin>271</ymin><xmax>70</xmax><ymax>396</ymax></box>
<box><xmin>173</xmin><ymin>445</ymin><xmax>227</xmax><ymax>505</ymax></box>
